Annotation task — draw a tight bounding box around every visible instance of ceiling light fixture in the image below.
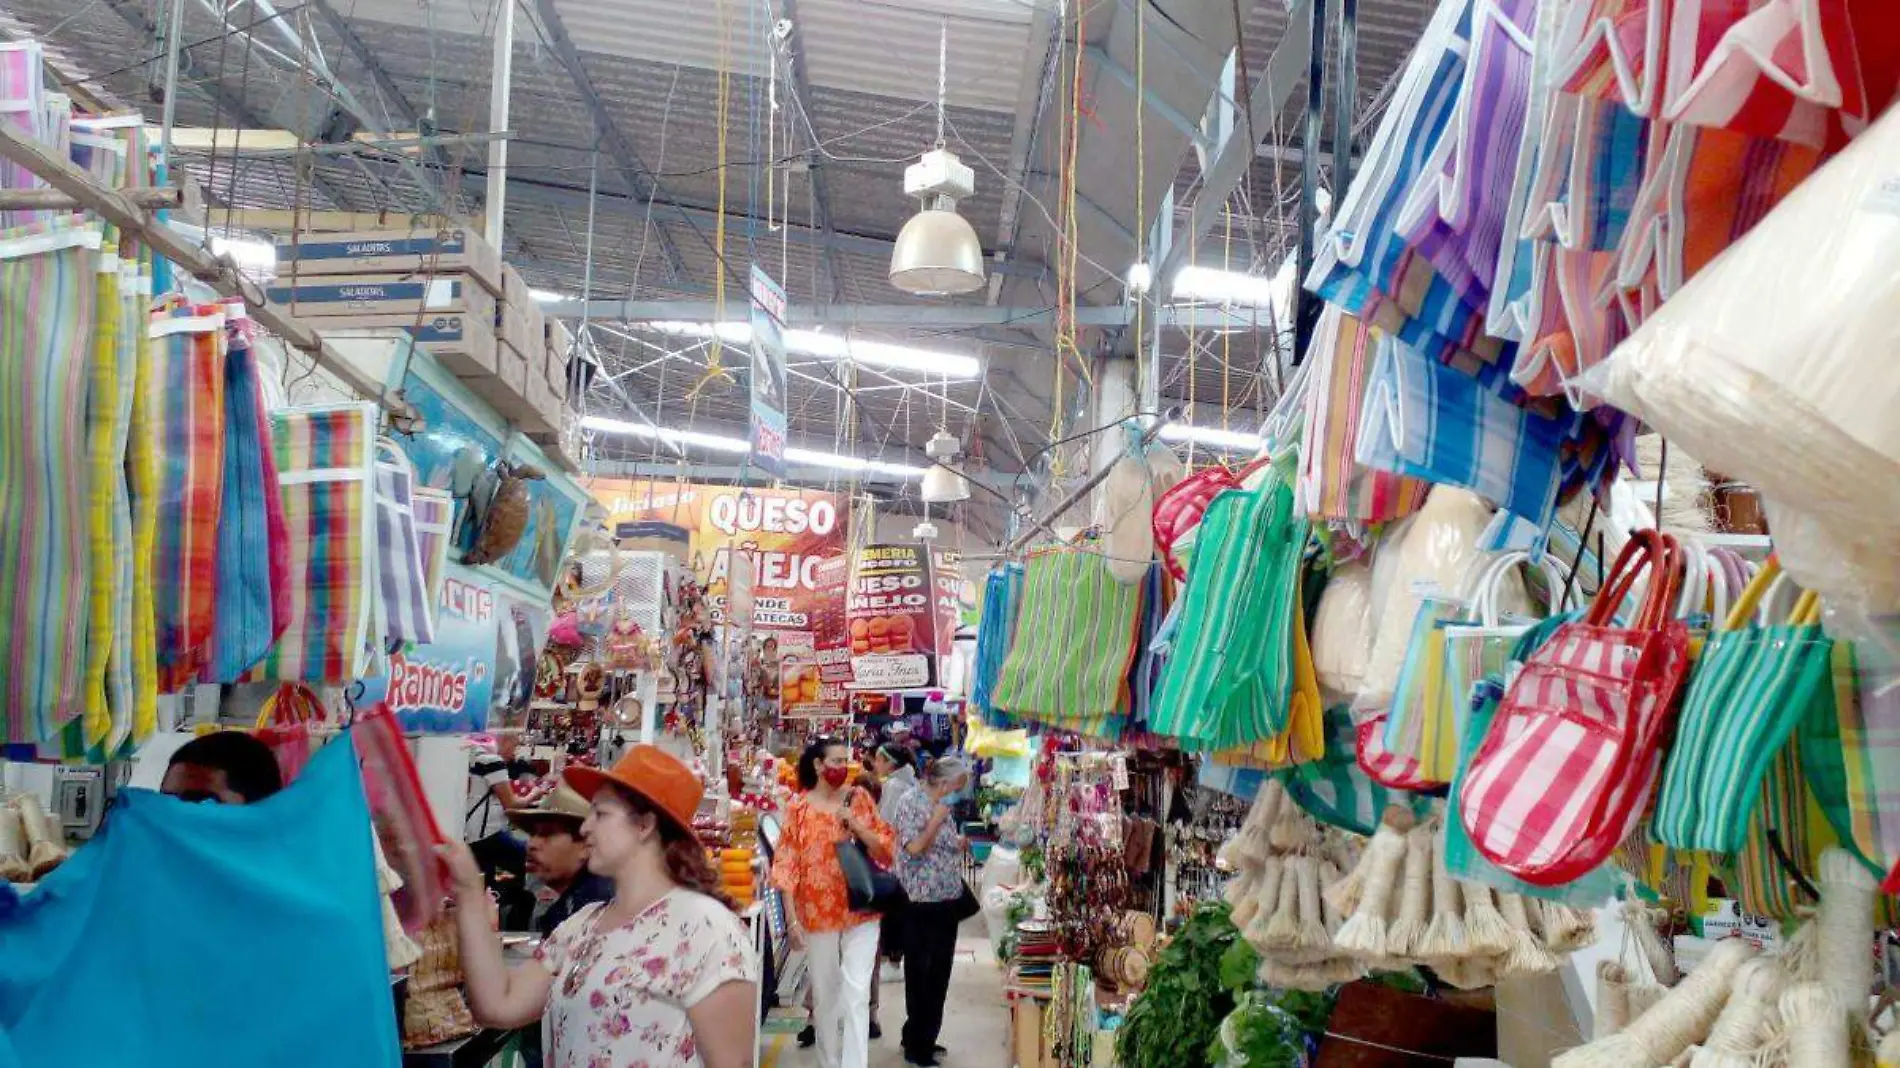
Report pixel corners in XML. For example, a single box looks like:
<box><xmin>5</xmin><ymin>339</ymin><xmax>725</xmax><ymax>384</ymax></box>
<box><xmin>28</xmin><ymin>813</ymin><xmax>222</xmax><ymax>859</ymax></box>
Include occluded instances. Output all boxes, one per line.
<box><xmin>889</xmin><ymin>26</ymin><xmax>985</xmax><ymax>296</ymax></box>
<box><xmin>632</xmin><ymin>321</ymin><xmax>981</xmax><ymax>378</ymax></box>
<box><xmin>530</xmin><ymin>288</ymin><xmax>573</xmax><ymax>303</ymax></box>
<box><xmin>208</xmin><ymin>234</ymin><xmax>277</xmax><ymax>275</ymax></box>
<box><xmin>1159</xmin><ymin>423</ymin><xmax>1264</xmax><ymax>453</ymax></box>
<box><xmin>1126</xmin><ymin>262</ymin><xmax>1153</xmax><ymax>295</ymax></box>
<box><xmin>581</xmin><ymin>415</ymin><xmax>926</xmax><ymax>478</ymax></box>
<box><xmin>919</xmin><ymin>430</ymin><xmax>971</xmax><ymax>504</ymax></box>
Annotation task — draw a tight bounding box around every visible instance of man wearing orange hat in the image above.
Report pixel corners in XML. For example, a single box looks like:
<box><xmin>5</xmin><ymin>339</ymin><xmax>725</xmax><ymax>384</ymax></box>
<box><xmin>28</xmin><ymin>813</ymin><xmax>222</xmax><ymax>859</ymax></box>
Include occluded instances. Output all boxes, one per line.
<box><xmin>443</xmin><ymin>745</ymin><xmax>759</xmax><ymax>1068</ymax></box>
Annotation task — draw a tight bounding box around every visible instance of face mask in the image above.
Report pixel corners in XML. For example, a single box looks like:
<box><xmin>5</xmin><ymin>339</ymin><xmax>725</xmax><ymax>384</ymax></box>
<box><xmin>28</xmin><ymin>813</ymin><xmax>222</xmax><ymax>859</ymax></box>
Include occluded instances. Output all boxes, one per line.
<box><xmin>822</xmin><ymin>767</ymin><xmax>851</xmax><ymax>789</ymax></box>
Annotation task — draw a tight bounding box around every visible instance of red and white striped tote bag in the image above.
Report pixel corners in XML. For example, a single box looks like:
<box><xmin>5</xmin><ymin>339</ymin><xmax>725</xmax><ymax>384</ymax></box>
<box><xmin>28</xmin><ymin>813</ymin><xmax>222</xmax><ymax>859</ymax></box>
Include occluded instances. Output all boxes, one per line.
<box><xmin>1458</xmin><ymin>531</ymin><xmax>1691</xmax><ymax>884</ymax></box>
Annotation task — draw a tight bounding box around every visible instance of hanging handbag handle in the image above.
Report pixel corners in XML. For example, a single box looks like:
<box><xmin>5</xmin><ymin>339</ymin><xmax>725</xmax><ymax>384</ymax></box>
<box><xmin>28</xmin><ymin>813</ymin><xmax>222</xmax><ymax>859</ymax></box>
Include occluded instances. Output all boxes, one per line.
<box><xmin>1583</xmin><ymin>529</ymin><xmax>1663</xmax><ymax>628</ymax></box>
<box><xmin>1718</xmin><ymin>556</ymin><xmax>1784</xmax><ymax>631</ymax></box>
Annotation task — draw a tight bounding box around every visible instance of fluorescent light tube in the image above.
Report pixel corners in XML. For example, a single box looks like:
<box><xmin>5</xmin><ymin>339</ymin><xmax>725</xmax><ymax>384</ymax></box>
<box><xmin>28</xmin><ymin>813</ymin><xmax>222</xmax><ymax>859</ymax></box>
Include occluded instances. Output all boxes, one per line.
<box><xmin>582</xmin><ymin>415</ymin><xmax>925</xmax><ymax>477</ymax></box>
<box><xmin>1160</xmin><ymin>423</ymin><xmax>1263</xmax><ymax>452</ymax></box>
<box><xmin>530</xmin><ymin>288</ymin><xmax>573</xmax><ymax>303</ymax></box>
<box><xmin>631</xmin><ymin>321</ymin><xmax>980</xmax><ymax>378</ymax></box>
<box><xmin>209</xmin><ymin>235</ymin><xmax>277</xmax><ymax>273</ymax></box>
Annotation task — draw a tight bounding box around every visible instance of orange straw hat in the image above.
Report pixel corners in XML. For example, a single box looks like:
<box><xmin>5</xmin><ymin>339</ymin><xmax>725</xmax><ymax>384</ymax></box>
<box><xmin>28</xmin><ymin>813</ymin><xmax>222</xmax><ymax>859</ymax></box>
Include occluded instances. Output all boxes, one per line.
<box><xmin>564</xmin><ymin>745</ymin><xmax>703</xmax><ymax>837</ymax></box>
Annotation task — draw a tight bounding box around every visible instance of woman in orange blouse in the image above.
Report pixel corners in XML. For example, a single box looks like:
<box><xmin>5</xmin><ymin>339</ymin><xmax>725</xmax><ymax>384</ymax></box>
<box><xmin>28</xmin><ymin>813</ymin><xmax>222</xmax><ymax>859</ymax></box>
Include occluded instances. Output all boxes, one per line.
<box><xmin>771</xmin><ymin>738</ymin><xmax>894</xmax><ymax>1068</ymax></box>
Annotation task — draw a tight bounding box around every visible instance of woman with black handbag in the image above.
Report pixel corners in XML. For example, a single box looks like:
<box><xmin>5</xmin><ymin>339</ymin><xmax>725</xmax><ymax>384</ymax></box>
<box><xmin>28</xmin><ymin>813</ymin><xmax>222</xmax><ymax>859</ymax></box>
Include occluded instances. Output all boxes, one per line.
<box><xmin>889</xmin><ymin>757</ymin><xmax>978</xmax><ymax>1067</ymax></box>
<box><xmin>770</xmin><ymin>738</ymin><xmax>896</xmax><ymax>1068</ymax></box>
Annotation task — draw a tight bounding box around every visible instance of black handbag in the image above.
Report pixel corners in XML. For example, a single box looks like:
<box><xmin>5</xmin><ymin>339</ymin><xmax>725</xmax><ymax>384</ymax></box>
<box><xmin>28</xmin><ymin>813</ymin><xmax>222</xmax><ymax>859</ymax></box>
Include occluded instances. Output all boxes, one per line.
<box><xmin>838</xmin><ymin>835</ymin><xmax>908</xmax><ymax>913</ymax></box>
<box><xmin>947</xmin><ymin>882</ymin><xmax>981</xmax><ymax>924</ymax></box>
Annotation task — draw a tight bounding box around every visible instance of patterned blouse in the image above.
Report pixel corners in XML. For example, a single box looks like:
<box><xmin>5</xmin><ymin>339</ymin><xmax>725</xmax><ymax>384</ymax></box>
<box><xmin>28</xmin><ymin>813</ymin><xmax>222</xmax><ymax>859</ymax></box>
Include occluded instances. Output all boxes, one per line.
<box><xmin>770</xmin><ymin>789</ymin><xmax>895</xmax><ymax>933</ymax></box>
<box><xmin>533</xmin><ymin>890</ymin><xmax>756</xmax><ymax>1067</ymax></box>
<box><xmin>890</xmin><ymin>786</ymin><xmax>965</xmax><ymax>904</ymax></box>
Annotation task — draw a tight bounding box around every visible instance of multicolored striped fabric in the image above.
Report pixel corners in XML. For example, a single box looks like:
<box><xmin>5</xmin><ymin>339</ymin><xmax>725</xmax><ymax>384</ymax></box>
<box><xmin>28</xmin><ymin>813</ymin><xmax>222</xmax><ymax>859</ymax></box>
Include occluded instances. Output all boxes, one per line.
<box><xmin>244</xmin><ymin>404</ymin><xmax>379</xmax><ymax>684</ymax></box>
<box><xmin>195</xmin><ymin>314</ymin><xmax>288</xmax><ymax>683</ymax></box>
<box><xmin>1801</xmin><ymin>639</ymin><xmax>1900</xmax><ymax>882</ymax></box>
<box><xmin>373</xmin><ymin>446</ymin><xmax>437</xmax><ymax>646</ymax></box>
<box><xmin>990</xmin><ymin>545</ymin><xmax>1143</xmax><ymax>739</ymax></box>
<box><xmin>0</xmin><ymin>43</ymin><xmax>52</xmax><ymax>229</ymax></box>
<box><xmin>1149</xmin><ymin>472</ymin><xmax>1309</xmax><ymax>750</ymax></box>
<box><xmin>98</xmin><ymin>263</ymin><xmax>145</xmax><ymax>757</ymax></box>
<box><xmin>69</xmin><ymin>254</ymin><xmax>123</xmax><ymax>761</ymax></box>
<box><xmin>1654</xmin><ymin>591</ymin><xmax>1832</xmax><ymax>854</ymax></box>
<box><xmin>150</xmin><ymin>304</ymin><xmax>228</xmax><ymax>693</ymax></box>
<box><xmin>1356</xmin><ymin>334</ymin><xmax>1580</xmax><ymax>527</ymax></box>
<box><xmin>410</xmin><ymin>485</ymin><xmax>454</xmax><ymax>613</ymax></box>
<box><xmin>1281</xmin><ymin>705</ymin><xmax>1427</xmax><ymax>837</ymax></box>
<box><xmin>0</xmin><ymin>223</ymin><xmax>100</xmax><ymax>747</ymax></box>
<box><xmin>120</xmin><ymin>272</ymin><xmax>160</xmax><ymax>752</ymax></box>
<box><xmin>970</xmin><ymin>563</ymin><xmax>1023</xmax><ymax>729</ymax></box>
<box><xmin>1296</xmin><ymin>305</ymin><xmax>1431</xmax><ymax>526</ymax></box>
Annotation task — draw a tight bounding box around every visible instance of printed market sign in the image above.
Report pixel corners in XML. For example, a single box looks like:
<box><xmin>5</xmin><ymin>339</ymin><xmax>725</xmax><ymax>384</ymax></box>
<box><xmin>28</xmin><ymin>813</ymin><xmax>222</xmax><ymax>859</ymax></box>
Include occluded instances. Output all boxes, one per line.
<box><xmin>584</xmin><ymin>480</ymin><xmax>846</xmax><ymax>633</ymax></box>
<box><xmin>790</xmin><ymin>553</ymin><xmax>853</xmax><ymax>718</ymax></box>
<box><xmin>748</xmin><ymin>265</ymin><xmax>789</xmax><ymax>476</ymax></box>
<box><xmin>846</xmin><ymin>543</ymin><xmax>936</xmax><ymax>690</ymax></box>
<box><xmin>358</xmin><ymin>566</ymin><xmax>499</xmax><ymax>733</ymax></box>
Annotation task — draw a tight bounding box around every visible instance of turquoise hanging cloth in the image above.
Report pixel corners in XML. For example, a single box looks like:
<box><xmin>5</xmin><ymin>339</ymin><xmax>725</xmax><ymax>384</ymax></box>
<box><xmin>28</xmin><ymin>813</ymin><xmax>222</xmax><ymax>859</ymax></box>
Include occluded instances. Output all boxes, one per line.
<box><xmin>0</xmin><ymin>737</ymin><xmax>400</xmax><ymax>1068</ymax></box>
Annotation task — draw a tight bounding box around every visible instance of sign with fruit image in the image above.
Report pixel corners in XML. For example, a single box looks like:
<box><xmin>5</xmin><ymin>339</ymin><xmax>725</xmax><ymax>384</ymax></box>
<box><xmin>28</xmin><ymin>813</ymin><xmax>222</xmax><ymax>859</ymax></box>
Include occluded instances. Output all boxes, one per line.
<box><xmin>846</xmin><ymin>543</ymin><xmax>935</xmax><ymax>690</ymax></box>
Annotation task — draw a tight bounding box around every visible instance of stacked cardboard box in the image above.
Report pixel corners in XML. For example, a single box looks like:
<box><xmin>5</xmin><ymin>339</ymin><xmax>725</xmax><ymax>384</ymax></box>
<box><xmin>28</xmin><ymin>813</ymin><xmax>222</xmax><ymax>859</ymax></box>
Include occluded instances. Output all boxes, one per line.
<box><xmin>268</xmin><ymin>227</ymin><xmax>567</xmax><ymax>437</ymax></box>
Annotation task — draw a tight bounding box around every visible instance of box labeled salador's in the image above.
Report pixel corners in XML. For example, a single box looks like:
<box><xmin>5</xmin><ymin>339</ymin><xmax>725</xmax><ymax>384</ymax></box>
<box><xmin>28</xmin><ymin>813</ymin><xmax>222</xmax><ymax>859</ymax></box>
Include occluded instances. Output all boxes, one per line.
<box><xmin>272</xmin><ymin>227</ymin><xmax>503</xmax><ymax>297</ymax></box>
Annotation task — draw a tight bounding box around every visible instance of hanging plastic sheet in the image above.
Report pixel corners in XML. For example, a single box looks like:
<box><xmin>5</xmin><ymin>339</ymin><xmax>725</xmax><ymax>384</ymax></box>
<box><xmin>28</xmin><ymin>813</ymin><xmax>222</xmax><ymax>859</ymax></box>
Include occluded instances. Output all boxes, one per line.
<box><xmin>0</xmin><ymin>738</ymin><xmax>401</xmax><ymax>1068</ymax></box>
<box><xmin>0</xmin><ymin>223</ymin><xmax>101</xmax><ymax>748</ymax></box>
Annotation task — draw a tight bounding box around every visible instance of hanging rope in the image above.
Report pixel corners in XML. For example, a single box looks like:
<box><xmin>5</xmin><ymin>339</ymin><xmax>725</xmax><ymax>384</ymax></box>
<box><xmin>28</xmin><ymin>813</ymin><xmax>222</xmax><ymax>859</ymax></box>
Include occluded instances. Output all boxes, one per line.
<box><xmin>690</xmin><ymin>0</ymin><xmax>738</xmax><ymax>399</ymax></box>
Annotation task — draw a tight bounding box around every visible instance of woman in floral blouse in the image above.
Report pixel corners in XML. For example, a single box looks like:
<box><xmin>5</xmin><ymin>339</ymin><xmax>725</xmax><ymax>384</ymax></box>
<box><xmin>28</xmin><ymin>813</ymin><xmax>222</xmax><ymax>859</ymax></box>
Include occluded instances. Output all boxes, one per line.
<box><xmin>771</xmin><ymin>737</ymin><xmax>895</xmax><ymax>1068</ymax></box>
<box><xmin>443</xmin><ymin>745</ymin><xmax>758</xmax><ymax>1068</ymax></box>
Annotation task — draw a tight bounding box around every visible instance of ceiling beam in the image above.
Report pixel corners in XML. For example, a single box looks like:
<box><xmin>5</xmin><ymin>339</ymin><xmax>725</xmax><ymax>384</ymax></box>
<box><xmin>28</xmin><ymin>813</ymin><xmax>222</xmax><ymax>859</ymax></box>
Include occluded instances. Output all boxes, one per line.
<box><xmin>544</xmin><ymin>298</ymin><xmax>1280</xmax><ymax>331</ymax></box>
<box><xmin>1083</xmin><ymin>45</ymin><xmax>1210</xmax><ymax>152</ymax></box>
<box><xmin>488</xmin><ymin>173</ymin><xmax>1044</xmax><ymax>278</ymax></box>
<box><xmin>526</xmin><ymin>0</ymin><xmax>691</xmax><ymax>281</ymax></box>
<box><xmin>586</xmin><ymin>459</ymin><xmax>1021</xmax><ymax>492</ymax></box>
<box><xmin>775</xmin><ymin>0</ymin><xmax>844</xmax><ymax>302</ymax></box>
<box><xmin>101</xmin><ymin>0</ymin><xmax>355</xmax><ymax>212</ymax></box>
<box><xmin>1156</xmin><ymin>0</ymin><xmax>1312</xmax><ymax>285</ymax></box>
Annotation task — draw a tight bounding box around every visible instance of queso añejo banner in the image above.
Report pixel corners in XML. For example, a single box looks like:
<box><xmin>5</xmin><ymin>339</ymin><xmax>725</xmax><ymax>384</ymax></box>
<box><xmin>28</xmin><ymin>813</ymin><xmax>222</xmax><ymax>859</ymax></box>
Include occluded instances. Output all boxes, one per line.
<box><xmin>583</xmin><ymin>479</ymin><xmax>847</xmax><ymax>632</ymax></box>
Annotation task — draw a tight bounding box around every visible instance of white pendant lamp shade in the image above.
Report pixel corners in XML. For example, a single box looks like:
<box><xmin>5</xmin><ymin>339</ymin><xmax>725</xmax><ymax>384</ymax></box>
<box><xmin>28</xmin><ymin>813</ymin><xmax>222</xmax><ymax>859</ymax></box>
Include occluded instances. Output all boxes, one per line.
<box><xmin>889</xmin><ymin>204</ymin><xmax>986</xmax><ymax>296</ymax></box>
<box><xmin>921</xmin><ymin>463</ymin><xmax>971</xmax><ymax>504</ymax></box>
<box><xmin>920</xmin><ymin>429</ymin><xmax>972</xmax><ymax>503</ymax></box>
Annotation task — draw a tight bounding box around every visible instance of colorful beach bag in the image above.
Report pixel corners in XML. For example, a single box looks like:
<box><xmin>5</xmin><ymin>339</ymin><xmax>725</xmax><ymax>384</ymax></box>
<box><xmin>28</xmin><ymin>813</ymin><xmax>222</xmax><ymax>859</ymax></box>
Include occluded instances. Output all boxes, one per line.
<box><xmin>1459</xmin><ymin>530</ymin><xmax>1690</xmax><ymax>885</ymax></box>
<box><xmin>990</xmin><ymin>546</ymin><xmax>1143</xmax><ymax>739</ymax></box>
<box><xmin>1652</xmin><ymin>560</ymin><xmax>1832</xmax><ymax>854</ymax></box>
<box><xmin>372</xmin><ymin>440</ymin><xmax>437</xmax><ymax>647</ymax></box>
<box><xmin>243</xmin><ymin>404</ymin><xmax>379</xmax><ymax>684</ymax></box>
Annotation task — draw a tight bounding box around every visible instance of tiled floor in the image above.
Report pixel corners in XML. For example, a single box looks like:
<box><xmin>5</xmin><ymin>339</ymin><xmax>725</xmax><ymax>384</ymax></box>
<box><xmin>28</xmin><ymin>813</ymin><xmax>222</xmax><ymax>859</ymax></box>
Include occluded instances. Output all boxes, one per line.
<box><xmin>763</xmin><ymin>923</ymin><xmax>1011</xmax><ymax>1068</ymax></box>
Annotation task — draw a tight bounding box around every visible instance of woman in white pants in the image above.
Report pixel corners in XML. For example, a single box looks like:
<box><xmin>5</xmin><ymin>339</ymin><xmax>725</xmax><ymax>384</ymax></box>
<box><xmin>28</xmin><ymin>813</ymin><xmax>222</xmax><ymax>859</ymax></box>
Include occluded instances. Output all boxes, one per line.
<box><xmin>772</xmin><ymin>738</ymin><xmax>895</xmax><ymax>1068</ymax></box>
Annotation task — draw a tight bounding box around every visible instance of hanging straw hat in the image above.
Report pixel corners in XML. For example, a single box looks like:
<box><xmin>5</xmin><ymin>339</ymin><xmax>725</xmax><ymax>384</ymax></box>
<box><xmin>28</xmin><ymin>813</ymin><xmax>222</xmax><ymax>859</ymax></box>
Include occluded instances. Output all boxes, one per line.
<box><xmin>564</xmin><ymin>745</ymin><xmax>703</xmax><ymax>837</ymax></box>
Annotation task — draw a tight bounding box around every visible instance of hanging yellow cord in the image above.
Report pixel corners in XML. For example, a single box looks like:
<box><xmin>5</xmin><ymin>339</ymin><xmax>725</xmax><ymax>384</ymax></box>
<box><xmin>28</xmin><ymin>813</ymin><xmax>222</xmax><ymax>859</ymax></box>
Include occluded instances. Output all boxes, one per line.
<box><xmin>691</xmin><ymin>0</ymin><xmax>737</xmax><ymax>398</ymax></box>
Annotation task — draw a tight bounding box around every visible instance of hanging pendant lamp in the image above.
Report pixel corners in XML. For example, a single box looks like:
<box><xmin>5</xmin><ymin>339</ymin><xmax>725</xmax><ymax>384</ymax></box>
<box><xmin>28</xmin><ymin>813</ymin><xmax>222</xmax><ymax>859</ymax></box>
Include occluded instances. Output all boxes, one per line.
<box><xmin>920</xmin><ymin>429</ymin><xmax>971</xmax><ymax>504</ymax></box>
<box><xmin>890</xmin><ymin>23</ymin><xmax>985</xmax><ymax>297</ymax></box>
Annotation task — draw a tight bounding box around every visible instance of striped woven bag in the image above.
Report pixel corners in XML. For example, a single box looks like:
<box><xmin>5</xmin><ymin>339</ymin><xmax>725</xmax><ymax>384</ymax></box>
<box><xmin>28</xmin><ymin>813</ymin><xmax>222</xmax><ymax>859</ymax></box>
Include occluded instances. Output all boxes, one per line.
<box><xmin>150</xmin><ymin>303</ymin><xmax>228</xmax><ymax>693</ymax></box>
<box><xmin>988</xmin><ymin>545</ymin><xmax>1143</xmax><ymax>739</ymax></box>
<box><xmin>243</xmin><ymin>404</ymin><xmax>379</xmax><ymax>684</ymax></box>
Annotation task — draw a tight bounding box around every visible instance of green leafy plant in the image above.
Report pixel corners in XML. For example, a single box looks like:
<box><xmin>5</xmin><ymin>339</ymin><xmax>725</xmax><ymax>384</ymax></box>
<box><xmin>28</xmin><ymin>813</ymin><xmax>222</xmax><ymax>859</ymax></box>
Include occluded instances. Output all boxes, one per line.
<box><xmin>1115</xmin><ymin>903</ymin><xmax>1252</xmax><ymax>1068</ymax></box>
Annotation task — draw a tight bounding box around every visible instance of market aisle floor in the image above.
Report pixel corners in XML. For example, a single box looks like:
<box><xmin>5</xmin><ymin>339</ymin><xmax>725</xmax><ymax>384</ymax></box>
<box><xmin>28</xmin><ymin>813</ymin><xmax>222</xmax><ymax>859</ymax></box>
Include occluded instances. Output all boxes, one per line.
<box><xmin>762</xmin><ymin>923</ymin><xmax>1010</xmax><ymax>1068</ymax></box>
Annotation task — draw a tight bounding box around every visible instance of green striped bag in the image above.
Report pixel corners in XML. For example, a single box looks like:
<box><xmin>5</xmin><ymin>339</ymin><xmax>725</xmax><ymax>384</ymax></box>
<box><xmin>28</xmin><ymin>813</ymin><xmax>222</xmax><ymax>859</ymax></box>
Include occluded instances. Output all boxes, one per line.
<box><xmin>1150</xmin><ymin>472</ymin><xmax>1307</xmax><ymax>749</ymax></box>
<box><xmin>1653</xmin><ymin>564</ymin><xmax>1832</xmax><ymax>854</ymax></box>
<box><xmin>1281</xmin><ymin>705</ymin><xmax>1422</xmax><ymax>836</ymax></box>
<box><xmin>989</xmin><ymin>544</ymin><xmax>1143</xmax><ymax>739</ymax></box>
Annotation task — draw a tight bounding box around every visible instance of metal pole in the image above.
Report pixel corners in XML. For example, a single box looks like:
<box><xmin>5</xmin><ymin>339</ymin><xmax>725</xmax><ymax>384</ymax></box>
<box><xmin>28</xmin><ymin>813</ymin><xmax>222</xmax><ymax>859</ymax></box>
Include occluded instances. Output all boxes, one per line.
<box><xmin>158</xmin><ymin>0</ymin><xmax>189</xmax><ymax>160</ymax></box>
<box><xmin>1332</xmin><ymin>0</ymin><xmax>1359</xmax><ymax>201</ymax></box>
<box><xmin>1004</xmin><ymin>418</ymin><xmax>1167</xmax><ymax>556</ymax></box>
<box><xmin>484</xmin><ymin>0</ymin><xmax>515</xmax><ymax>243</ymax></box>
<box><xmin>1293</xmin><ymin>0</ymin><xmax>1329</xmax><ymax>365</ymax></box>
<box><xmin>574</xmin><ymin>147</ymin><xmax>599</xmax><ymax>398</ymax></box>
